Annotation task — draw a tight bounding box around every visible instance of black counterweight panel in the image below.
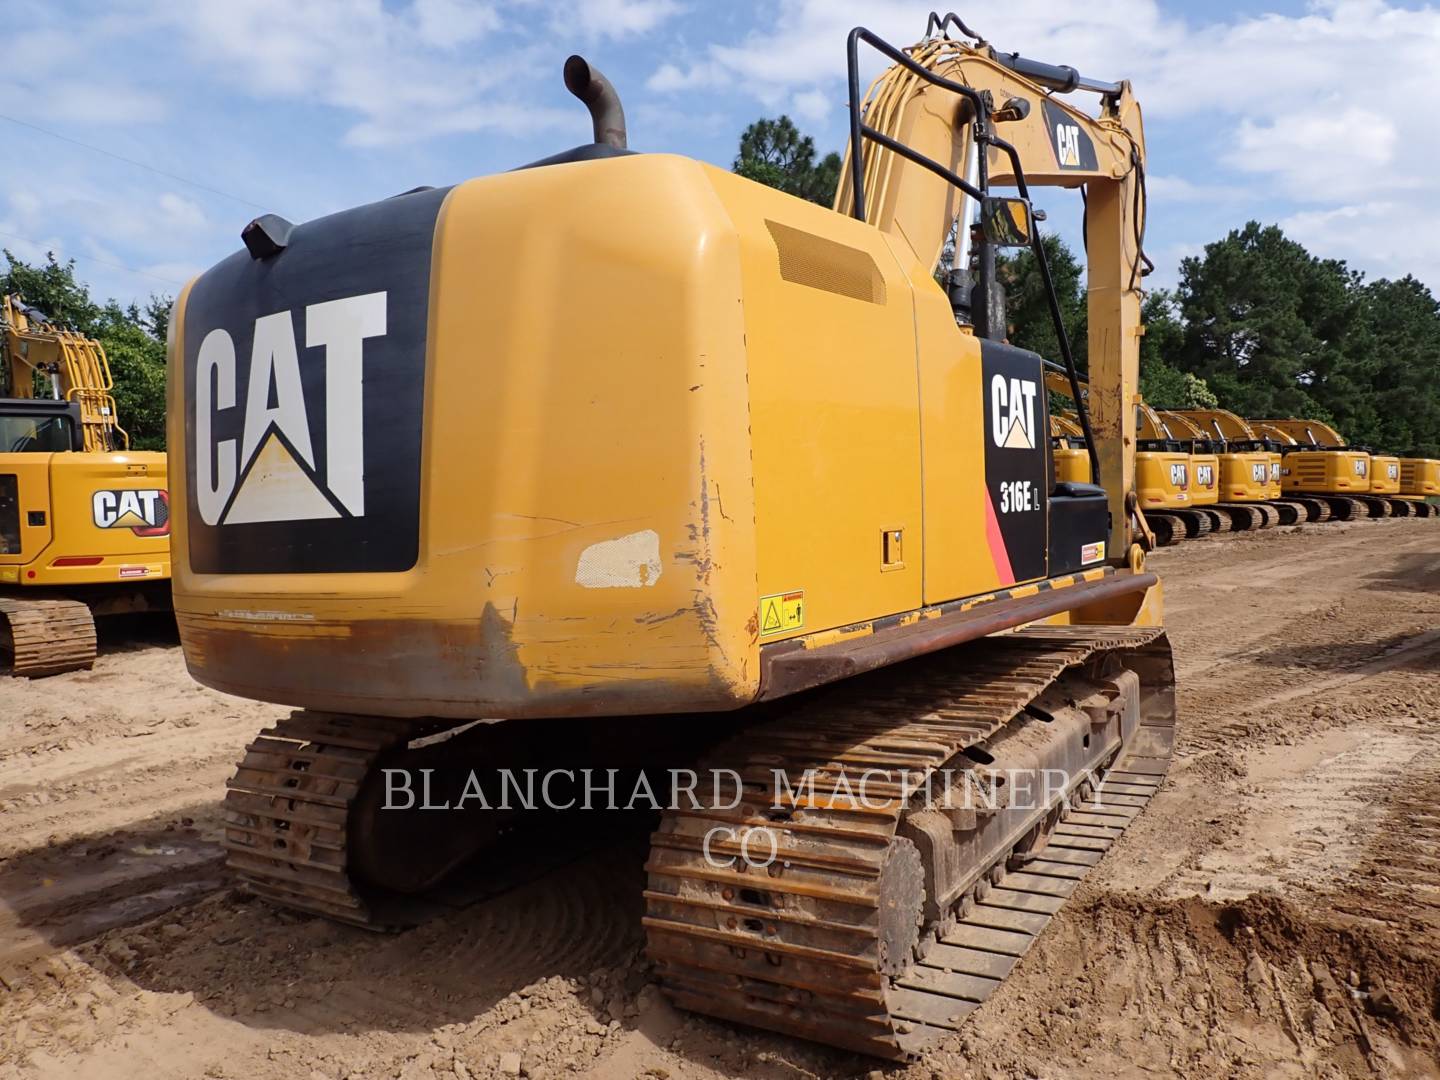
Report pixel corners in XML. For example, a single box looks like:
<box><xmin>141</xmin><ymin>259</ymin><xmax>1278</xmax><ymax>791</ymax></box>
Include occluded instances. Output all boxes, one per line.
<box><xmin>181</xmin><ymin>185</ymin><xmax>450</xmax><ymax>574</ymax></box>
<box><xmin>980</xmin><ymin>340</ymin><xmax>1049</xmax><ymax>583</ymax></box>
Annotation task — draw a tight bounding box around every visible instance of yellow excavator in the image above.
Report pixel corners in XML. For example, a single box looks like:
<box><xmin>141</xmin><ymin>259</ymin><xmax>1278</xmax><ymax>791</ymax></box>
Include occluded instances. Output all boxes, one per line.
<box><xmin>169</xmin><ymin>15</ymin><xmax>1176</xmax><ymax>1058</ymax></box>
<box><xmin>1047</xmin><ymin>377</ymin><xmax>1206</xmax><ymax>548</ymax></box>
<box><xmin>1167</xmin><ymin>407</ymin><xmax>1325</xmax><ymax>523</ymax></box>
<box><xmin>1049</xmin><ymin>411</ymin><xmax>1091</xmax><ymax>484</ymax></box>
<box><xmin>1133</xmin><ymin>401</ymin><xmax>1221</xmax><ymax>542</ymax></box>
<box><xmin>1252</xmin><ymin>418</ymin><xmax>1402</xmax><ymax>520</ymax></box>
<box><xmin>1399</xmin><ymin>457</ymin><xmax>1440</xmax><ymax>513</ymax></box>
<box><xmin>1</xmin><ymin>294</ymin><xmax>170</xmax><ymax>675</ymax></box>
<box><xmin>1159</xmin><ymin>408</ymin><xmax>1310</xmax><ymax>529</ymax></box>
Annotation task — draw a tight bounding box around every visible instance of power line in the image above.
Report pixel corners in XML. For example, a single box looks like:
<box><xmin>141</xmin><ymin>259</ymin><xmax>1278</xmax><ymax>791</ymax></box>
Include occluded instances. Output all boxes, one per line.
<box><xmin>0</xmin><ymin>229</ymin><xmax>187</xmax><ymax>289</ymax></box>
<box><xmin>0</xmin><ymin>111</ymin><xmax>272</xmax><ymax>213</ymax></box>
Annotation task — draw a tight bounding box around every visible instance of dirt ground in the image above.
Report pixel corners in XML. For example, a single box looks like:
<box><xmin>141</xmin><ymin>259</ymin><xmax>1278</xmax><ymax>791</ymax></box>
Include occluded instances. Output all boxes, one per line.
<box><xmin>2</xmin><ymin>516</ymin><xmax>1439</xmax><ymax>1080</ymax></box>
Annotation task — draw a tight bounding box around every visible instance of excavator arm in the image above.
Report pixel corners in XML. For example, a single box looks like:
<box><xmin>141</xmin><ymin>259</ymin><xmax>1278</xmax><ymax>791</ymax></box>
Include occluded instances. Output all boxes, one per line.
<box><xmin>1</xmin><ymin>293</ymin><xmax>128</xmax><ymax>452</ymax></box>
<box><xmin>835</xmin><ymin>17</ymin><xmax>1148</xmax><ymax>561</ymax></box>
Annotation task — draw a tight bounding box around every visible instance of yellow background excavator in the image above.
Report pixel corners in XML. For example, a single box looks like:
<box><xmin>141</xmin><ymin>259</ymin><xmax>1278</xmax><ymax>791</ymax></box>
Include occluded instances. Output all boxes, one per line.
<box><xmin>1253</xmin><ymin>418</ymin><xmax>1390</xmax><ymax>520</ymax></box>
<box><xmin>168</xmin><ymin>15</ymin><xmax>1177</xmax><ymax>1059</ymax></box>
<box><xmin>1133</xmin><ymin>401</ymin><xmax>1221</xmax><ymax>541</ymax></box>
<box><xmin>1049</xmin><ymin>411</ymin><xmax>1091</xmax><ymax>484</ymax></box>
<box><xmin>1399</xmin><ymin>457</ymin><xmax>1440</xmax><ymax>507</ymax></box>
<box><xmin>1042</xmin><ymin>367</ymin><xmax>1196</xmax><ymax>546</ymax></box>
<box><xmin>1</xmin><ymin>294</ymin><xmax>170</xmax><ymax>675</ymax></box>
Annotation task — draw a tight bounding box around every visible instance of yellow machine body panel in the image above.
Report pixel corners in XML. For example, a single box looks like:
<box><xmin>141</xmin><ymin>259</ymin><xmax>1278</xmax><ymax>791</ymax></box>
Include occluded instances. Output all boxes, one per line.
<box><xmin>1213</xmin><ymin>452</ymin><xmax>1275</xmax><ymax>501</ymax></box>
<box><xmin>1281</xmin><ymin>449</ymin><xmax>1371</xmax><ymax>493</ymax></box>
<box><xmin>1250</xmin><ymin>420</ymin><xmax>1372</xmax><ymax>495</ymax></box>
<box><xmin>0</xmin><ymin>450</ymin><xmax>169</xmax><ymax>587</ymax></box>
<box><xmin>169</xmin><ymin>155</ymin><xmax>1105</xmax><ymax>719</ymax></box>
<box><xmin>1135</xmin><ymin>451</ymin><xmax>1189</xmax><ymax>509</ymax></box>
<box><xmin>711</xmin><ymin>169</ymin><xmax>930</xmax><ymax>624</ymax></box>
<box><xmin>1368</xmin><ymin>455</ymin><xmax>1401</xmax><ymax>496</ymax></box>
<box><xmin>1053</xmin><ymin>447</ymin><xmax>1091</xmax><ymax>485</ymax></box>
<box><xmin>1188</xmin><ymin>452</ymin><xmax>1219</xmax><ymax>506</ymax></box>
<box><xmin>1400</xmin><ymin>458</ymin><xmax>1440</xmax><ymax>498</ymax></box>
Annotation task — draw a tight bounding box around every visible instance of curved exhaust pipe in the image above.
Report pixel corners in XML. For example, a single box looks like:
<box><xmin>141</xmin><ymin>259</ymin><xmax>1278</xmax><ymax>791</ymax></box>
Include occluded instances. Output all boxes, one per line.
<box><xmin>563</xmin><ymin>55</ymin><xmax>627</xmax><ymax>149</ymax></box>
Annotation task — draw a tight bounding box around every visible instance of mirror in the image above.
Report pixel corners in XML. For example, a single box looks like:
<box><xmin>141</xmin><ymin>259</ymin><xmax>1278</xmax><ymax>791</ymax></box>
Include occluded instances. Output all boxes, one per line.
<box><xmin>979</xmin><ymin>195</ymin><xmax>1034</xmax><ymax>247</ymax></box>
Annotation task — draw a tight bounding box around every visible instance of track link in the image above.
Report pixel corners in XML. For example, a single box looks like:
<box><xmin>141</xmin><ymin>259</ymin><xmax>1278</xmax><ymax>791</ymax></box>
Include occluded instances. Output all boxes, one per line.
<box><xmin>1149</xmin><ymin>510</ymin><xmax>1209</xmax><ymax>543</ymax></box>
<box><xmin>1266</xmin><ymin>500</ymin><xmax>1306</xmax><ymax>525</ymax></box>
<box><xmin>644</xmin><ymin>625</ymin><xmax>1174</xmax><ymax>1059</ymax></box>
<box><xmin>222</xmin><ymin>712</ymin><xmax>450</xmax><ymax>928</ymax></box>
<box><xmin>0</xmin><ymin>597</ymin><xmax>96</xmax><ymax>677</ymax></box>
<box><xmin>1213</xmin><ymin>503</ymin><xmax>1263</xmax><ymax>531</ymax></box>
<box><xmin>1285</xmin><ymin>497</ymin><xmax>1331</xmax><ymax>523</ymax></box>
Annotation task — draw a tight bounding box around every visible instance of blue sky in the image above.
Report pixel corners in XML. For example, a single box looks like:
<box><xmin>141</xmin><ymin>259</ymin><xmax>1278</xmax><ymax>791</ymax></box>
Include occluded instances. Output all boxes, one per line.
<box><xmin>3</xmin><ymin>0</ymin><xmax>1438</xmax><ymax>309</ymax></box>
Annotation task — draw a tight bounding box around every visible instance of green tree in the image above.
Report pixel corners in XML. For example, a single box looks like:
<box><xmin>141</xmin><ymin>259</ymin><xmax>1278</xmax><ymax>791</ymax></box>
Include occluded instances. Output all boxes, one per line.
<box><xmin>1138</xmin><ymin>289</ymin><xmax>1217</xmax><ymax>408</ymax></box>
<box><xmin>1353</xmin><ymin>275</ymin><xmax>1440</xmax><ymax>456</ymax></box>
<box><xmin>2</xmin><ymin>251</ymin><xmax>170</xmax><ymax>450</ymax></box>
<box><xmin>734</xmin><ymin>116</ymin><xmax>842</xmax><ymax>206</ymax></box>
<box><xmin>1173</xmin><ymin>222</ymin><xmax>1362</xmax><ymax>423</ymax></box>
<box><xmin>997</xmin><ymin>232</ymin><xmax>1087</xmax><ymax>367</ymax></box>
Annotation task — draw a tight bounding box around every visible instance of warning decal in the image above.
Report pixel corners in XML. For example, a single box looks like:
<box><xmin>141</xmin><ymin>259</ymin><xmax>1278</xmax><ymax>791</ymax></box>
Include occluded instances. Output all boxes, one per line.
<box><xmin>759</xmin><ymin>590</ymin><xmax>805</xmax><ymax>636</ymax></box>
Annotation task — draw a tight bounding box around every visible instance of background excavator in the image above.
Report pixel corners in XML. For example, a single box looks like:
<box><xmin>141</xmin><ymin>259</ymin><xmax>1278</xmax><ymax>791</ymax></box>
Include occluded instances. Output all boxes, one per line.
<box><xmin>1049</xmin><ymin>411</ymin><xmax>1091</xmax><ymax>484</ymax></box>
<box><xmin>1168</xmin><ymin>407</ymin><xmax>1298</xmax><ymax>518</ymax></box>
<box><xmin>1399</xmin><ymin>456</ymin><xmax>1440</xmax><ymax>510</ymax></box>
<box><xmin>1255</xmin><ymin>420</ymin><xmax>1388</xmax><ymax>521</ymax></box>
<box><xmin>1133</xmin><ymin>401</ymin><xmax>1219</xmax><ymax>542</ymax></box>
<box><xmin>0</xmin><ymin>294</ymin><xmax>169</xmax><ymax>676</ymax></box>
<box><xmin>1253</xmin><ymin>417</ymin><xmax>1424</xmax><ymax>520</ymax></box>
<box><xmin>1157</xmin><ymin>409</ymin><xmax>1276</xmax><ymax>529</ymax></box>
<box><xmin>167</xmin><ymin>14</ymin><xmax>1175</xmax><ymax>1059</ymax></box>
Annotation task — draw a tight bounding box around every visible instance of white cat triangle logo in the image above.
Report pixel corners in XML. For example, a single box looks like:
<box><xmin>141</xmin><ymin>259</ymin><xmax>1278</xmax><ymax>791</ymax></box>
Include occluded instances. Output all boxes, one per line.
<box><xmin>223</xmin><ymin>427</ymin><xmax>342</xmax><ymax>524</ymax></box>
<box><xmin>1001</xmin><ymin>415</ymin><xmax>1035</xmax><ymax>450</ymax></box>
<box><xmin>194</xmin><ymin>291</ymin><xmax>386</xmax><ymax>527</ymax></box>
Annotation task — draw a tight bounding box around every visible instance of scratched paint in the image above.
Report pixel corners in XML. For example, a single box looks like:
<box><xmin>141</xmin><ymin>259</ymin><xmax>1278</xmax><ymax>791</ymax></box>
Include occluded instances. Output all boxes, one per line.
<box><xmin>575</xmin><ymin>529</ymin><xmax>663</xmax><ymax>588</ymax></box>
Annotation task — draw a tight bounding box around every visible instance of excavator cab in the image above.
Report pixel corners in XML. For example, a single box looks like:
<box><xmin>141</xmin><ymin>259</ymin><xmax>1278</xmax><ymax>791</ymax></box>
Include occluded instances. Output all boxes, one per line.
<box><xmin>1</xmin><ymin>295</ymin><xmax>170</xmax><ymax>676</ymax></box>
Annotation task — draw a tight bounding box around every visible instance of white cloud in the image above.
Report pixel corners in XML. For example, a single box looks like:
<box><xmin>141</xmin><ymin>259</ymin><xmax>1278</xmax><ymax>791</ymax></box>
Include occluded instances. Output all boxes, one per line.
<box><xmin>791</xmin><ymin>89</ymin><xmax>831</xmax><ymax>125</ymax></box>
<box><xmin>156</xmin><ymin>193</ymin><xmax>209</xmax><ymax>234</ymax></box>
<box><xmin>1228</xmin><ymin>108</ymin><xmax>1399</xmax><ymax>200</ymax></box>
<box><xmin>647</xmin><ymin>61</ymin><xmax>713</xmax><ymax>92</ymax></box>
<box><xmin>413</xmin><ymin>0</ymin><xmax>503</xmax><ymax>46</ymax></box>
<box><xmin>560</xmin><ymin>0</ymin><xmax>683</xmax><ymax>39</ymax></box>
<box><xmin>1144</xmin><ymin>175</ymin><xmax>1243</xmax><ymax>205</ymax></box>
<box><xmin>1282</xmin><ymin>201</ymin><xmax>1440</xmax><ymax>287</ymax></box>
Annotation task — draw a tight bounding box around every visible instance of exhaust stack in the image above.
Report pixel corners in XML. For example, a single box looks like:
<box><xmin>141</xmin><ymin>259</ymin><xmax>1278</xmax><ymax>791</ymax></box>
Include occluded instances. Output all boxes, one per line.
<box><xmin>563</xmin><ymin>55</ymin><xmax>627</xmax><ymax>149</ymax></box>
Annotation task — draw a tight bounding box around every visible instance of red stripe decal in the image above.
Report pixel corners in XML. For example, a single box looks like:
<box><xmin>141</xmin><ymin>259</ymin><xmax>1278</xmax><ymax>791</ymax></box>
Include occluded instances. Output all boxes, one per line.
<box><xmin>983</xmin><ymin>491</ymin><xmax>1016</xmax><ymax>586</ymax></box>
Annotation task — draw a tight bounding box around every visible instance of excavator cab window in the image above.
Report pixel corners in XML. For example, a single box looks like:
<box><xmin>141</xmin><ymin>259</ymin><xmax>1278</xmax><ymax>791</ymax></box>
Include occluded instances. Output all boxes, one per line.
<box><xmin>1</xmin><ymin>416</ymin><xmax>71</xmax><ymax>453</ymax></box>
<box><xmin>0</xmin><ymin>402</ymin><xmax>82</xmax><ymax>453</ymax></box>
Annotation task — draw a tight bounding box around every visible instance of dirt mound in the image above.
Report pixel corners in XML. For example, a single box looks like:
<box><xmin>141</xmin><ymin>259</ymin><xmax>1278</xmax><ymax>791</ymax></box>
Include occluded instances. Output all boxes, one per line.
<box><xmin>926</xmin><ymin>892</ymin><xmax>1440</xmax><ymax>1080</ymax></box>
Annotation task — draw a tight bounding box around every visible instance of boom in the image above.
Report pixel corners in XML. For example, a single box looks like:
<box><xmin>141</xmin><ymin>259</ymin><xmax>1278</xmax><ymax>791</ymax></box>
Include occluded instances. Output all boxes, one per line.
<box><xmin>835</xmin><ymin>18</ymin><xmax>1148</xmax><ymax>559</ymax></box>
<box><xmin>1</xmin><ymin>293</ymin><xmax>128</xmax><ymax>452</ymax></box>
